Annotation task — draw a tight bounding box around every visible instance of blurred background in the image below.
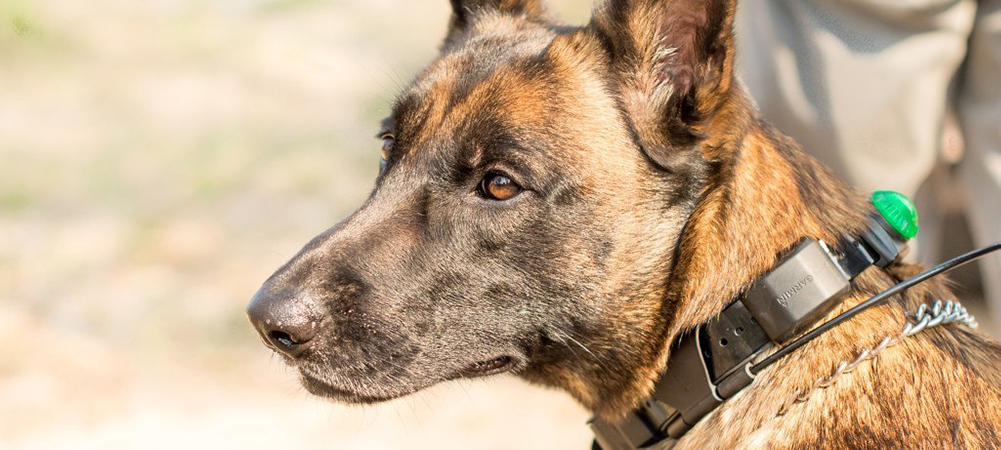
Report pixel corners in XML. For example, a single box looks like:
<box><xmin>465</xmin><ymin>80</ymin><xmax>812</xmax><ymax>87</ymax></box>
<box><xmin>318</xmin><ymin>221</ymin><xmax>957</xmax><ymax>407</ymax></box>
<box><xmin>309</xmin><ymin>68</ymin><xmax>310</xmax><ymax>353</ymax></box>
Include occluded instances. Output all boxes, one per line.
<box><xmin>0</xmin><ymin>0</ymin><xmax>597</xmax><ymax>448</ymax></box>
<box><xmin>0</xmin><ymin>0</ymin><xmax>994</xmax><ymax>449</ymax></box>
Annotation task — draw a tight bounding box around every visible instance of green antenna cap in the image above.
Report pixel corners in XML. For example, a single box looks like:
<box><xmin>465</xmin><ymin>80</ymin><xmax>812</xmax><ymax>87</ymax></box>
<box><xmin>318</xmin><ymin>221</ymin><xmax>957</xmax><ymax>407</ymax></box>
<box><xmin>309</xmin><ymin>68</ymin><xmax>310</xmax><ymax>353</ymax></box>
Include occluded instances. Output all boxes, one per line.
<box><xmin>871</xmin><ymin>190</ymin><xmax>919</xmax><ymax>240</ymax></box>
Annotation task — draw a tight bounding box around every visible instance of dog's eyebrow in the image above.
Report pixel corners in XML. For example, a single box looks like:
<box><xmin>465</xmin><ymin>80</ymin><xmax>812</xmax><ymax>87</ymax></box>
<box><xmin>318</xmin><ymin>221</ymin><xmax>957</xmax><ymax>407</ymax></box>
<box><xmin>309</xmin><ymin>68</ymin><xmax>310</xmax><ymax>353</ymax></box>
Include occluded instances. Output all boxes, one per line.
<box><xmin>468</xmin><ymin>126</ymin><xmax>546</xmax><ymax>185</ymax></box>
<box><xmin>376</xmin><ymin>117</ymin><xmax>394</xmax><ymax>137</ymax></box>
<box><xmin>391</xmin><ymin>92</ymin><xmax>429</xmax><ymax>136</ymax></box>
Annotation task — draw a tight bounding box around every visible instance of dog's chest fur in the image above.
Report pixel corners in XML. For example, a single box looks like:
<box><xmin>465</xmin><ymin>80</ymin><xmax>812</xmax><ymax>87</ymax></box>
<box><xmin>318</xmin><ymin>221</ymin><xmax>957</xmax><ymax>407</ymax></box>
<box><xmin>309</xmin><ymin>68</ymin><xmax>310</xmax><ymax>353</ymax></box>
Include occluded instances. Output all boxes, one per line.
<box><xmin>681</xmin><ymin>288</ymin><xmax>1001</xmax><ymax>448</ymax></box>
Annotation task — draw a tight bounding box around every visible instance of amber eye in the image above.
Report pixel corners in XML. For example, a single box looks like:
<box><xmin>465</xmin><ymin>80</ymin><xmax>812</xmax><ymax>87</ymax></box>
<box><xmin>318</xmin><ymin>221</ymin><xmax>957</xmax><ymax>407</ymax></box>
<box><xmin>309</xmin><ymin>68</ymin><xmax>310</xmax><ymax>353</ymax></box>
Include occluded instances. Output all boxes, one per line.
<box><xmin>480</xmin><ymin>173</ymin><xmax>521</xmax><ymax>201</ymax></box>
<box><xmin>380</xmin><ymin>134</ymin><xmax>395</xmax><ymax>161</ymax></box>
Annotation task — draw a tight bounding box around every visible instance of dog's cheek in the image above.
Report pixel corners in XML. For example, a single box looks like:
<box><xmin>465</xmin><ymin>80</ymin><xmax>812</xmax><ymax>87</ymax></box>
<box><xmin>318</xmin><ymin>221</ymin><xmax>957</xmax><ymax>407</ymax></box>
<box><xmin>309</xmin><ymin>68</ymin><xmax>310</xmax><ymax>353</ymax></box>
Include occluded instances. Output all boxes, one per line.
<box><xmin>486</xmin><ymin>205</ymin><xmax>611</xmax><ymax>337</ymax></box>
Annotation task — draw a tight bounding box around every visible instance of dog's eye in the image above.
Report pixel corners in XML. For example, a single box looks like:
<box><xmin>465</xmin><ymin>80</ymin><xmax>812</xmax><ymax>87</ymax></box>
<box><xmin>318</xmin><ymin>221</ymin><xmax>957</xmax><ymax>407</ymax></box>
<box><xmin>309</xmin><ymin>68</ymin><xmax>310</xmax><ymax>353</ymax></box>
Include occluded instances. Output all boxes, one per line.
<box><xmin>479</xmin><ymin>173</ymin><xmax>521</xmax><ymax>201</ymax></box>
<box><xmin>380</xmin><ymin>133</ymin><xmax>395</xmax><ymax>161</ymax></box>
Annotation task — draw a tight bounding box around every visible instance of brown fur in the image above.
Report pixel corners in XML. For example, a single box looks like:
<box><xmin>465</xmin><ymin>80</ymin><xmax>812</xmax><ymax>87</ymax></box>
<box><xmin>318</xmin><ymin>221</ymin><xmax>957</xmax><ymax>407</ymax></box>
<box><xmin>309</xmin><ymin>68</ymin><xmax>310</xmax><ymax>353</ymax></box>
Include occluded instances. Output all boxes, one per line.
<box><xmin>247</xmin><ymin>0</ymin><xmax>1001</xmax><ymax>447</ymax></box>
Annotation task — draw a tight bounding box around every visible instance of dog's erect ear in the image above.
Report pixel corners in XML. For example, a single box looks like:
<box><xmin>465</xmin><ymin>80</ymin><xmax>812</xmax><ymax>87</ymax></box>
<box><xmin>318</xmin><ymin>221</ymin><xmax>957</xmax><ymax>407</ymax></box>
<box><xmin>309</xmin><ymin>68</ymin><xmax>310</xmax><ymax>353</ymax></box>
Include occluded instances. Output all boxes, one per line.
<box><xmin>443</xmin><ymin>0</ymin><xmax>549</xmax><ymax>47</ymax></box>
<box><xmin>588</xmin><ymin>0</ymin><xmax>738</xmax><ymax>169</ymax></box>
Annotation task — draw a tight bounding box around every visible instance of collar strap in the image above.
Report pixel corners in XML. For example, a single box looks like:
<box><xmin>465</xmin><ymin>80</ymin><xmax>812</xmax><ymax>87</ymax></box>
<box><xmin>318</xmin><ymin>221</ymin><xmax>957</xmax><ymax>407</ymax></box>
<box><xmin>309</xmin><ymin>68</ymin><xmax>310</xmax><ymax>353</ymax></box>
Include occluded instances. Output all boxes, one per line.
<box><xmin>592</xmin><ymin>214</ymin><xmax>909</xmax><ymax>450</ymax></box>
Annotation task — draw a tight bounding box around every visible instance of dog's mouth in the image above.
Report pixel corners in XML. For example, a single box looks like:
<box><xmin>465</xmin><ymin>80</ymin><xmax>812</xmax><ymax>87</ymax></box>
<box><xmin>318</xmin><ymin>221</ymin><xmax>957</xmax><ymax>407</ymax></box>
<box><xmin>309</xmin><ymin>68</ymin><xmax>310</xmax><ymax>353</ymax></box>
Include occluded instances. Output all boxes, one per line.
<box><xmin>456</xmin><ymin>356</ymin><xmax>516</xmax><ymax>378</ymax></box>
<box><xmin>297</xmin><ymin>355</ymin><xmax>518</xmax><ymax>403</ymax></box>
<box><xmin>299</xmin><ymin>371</ymin><xmax>404</xmax><ymax>403</ymax></box>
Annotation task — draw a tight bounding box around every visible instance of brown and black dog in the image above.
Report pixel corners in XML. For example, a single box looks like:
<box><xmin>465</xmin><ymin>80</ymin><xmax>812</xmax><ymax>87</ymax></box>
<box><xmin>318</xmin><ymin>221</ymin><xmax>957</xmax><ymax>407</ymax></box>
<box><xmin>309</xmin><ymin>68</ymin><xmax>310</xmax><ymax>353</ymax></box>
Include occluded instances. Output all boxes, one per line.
<box><xmin>247</xmin><ymin>0</ymin><xmax>1001</xmax><ymax>447</ymax></box>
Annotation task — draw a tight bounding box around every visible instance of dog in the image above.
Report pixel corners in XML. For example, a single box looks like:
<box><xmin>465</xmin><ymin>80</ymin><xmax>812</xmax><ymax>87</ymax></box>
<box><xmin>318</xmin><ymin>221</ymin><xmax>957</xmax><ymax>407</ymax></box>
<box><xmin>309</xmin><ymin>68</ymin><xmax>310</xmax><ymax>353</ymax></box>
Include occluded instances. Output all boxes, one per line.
<box><xmin>247</xmin><ymin>0</ymin><xmax>1001</xmax><ymax>447</ymax></box>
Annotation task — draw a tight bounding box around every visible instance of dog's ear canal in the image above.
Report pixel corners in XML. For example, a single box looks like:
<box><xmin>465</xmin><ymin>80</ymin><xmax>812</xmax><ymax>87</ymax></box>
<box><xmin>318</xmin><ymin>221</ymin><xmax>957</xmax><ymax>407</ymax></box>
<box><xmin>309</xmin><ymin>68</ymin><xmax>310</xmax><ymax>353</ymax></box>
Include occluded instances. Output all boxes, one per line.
<box><xmin>443</xmin><ymin>0</ymin><xmax>549</xmax><ymax>47</ymax></box>
<box><xmin>588</xmin><ymin>0</ymin><xmax>738</xmax><ymax>170</ymax></box>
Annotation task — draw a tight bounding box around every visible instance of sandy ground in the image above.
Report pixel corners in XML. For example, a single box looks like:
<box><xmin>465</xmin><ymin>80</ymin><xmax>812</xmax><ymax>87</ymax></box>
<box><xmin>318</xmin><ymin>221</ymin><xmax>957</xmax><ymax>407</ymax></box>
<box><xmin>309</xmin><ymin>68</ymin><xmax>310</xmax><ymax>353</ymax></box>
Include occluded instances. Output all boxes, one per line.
<box><xmin>1</xmin><ymin>1</ymin><xmax>995</xmax><ymax>449</ymax></box>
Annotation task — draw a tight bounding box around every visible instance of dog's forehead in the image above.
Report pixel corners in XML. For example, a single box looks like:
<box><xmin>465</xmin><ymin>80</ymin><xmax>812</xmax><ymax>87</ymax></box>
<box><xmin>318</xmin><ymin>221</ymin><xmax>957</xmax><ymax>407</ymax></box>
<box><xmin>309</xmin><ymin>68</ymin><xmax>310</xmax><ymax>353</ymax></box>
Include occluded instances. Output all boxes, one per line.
<box><xmin>383</xmin><ymin>18</ymin><xmax>632</xmax><ymax>179</ymax></box>
<box><xmin>390</xmin><ymin>18</ymin><xmax>561</xmax><ymax>146</ymax></box>
<box><xmin>415</xmin><ymin>14</ymin><xmax>558</xmax><ymax>92</ymax></box>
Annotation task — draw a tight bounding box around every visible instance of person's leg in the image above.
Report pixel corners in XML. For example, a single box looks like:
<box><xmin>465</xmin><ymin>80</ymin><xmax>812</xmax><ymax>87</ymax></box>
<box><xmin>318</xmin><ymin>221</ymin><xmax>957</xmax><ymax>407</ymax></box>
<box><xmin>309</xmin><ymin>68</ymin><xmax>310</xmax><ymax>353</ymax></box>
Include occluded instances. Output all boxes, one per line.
<box><xmin>735</xmin><ymin>0</ymin><xmax>977</xmax><ymax>270</ymax></box>
<box><xmin>957</xmin><ymin>0</ymin><xmax>1001</xmax><ymax>321</ymax></box>
<box><xmin>735</xmin><ymin>0</ymin><xmax>976</xmax><ymax>198</ymax></box>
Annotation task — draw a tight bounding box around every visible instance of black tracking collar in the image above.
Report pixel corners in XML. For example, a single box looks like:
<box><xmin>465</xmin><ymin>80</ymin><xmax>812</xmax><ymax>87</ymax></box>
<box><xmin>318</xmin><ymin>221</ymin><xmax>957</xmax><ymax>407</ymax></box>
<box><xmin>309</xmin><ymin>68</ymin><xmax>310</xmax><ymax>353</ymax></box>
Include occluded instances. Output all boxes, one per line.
<box><xmin>591</xmin><ymin>215</ymin><xmax>908</xmax><ymax>450</ymax></box>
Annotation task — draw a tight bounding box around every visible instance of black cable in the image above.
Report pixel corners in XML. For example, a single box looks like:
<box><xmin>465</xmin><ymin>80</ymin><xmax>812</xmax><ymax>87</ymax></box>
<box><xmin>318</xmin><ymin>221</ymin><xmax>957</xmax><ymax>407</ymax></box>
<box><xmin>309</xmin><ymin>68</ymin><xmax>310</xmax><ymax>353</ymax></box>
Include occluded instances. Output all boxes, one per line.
<box><xmin>749</xmin><ymin>242</ymin><xmax>1001</xmax><ymax>375</ymax></box>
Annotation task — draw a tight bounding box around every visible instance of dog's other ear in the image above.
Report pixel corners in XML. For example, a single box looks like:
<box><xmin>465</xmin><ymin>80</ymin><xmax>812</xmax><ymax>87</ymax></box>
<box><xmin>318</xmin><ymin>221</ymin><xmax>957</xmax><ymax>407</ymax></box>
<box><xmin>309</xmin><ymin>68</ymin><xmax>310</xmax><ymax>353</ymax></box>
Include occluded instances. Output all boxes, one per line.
<box><xmin>443</xmin><ymin>0</ymin><xmax>549</xmax><ymax>47</ymax></box>
<box><xmin>588</xmin><ymin>0</ymin><xmax>738</xmax><ymax>169</ymax></box>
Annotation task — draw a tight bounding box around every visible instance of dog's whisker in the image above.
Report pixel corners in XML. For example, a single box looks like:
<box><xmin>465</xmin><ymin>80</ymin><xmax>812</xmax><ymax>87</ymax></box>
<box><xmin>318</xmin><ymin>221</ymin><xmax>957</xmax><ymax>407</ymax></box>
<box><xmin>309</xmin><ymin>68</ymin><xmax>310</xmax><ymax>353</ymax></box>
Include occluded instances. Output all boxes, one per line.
<box><xmin>551</xmin><ymin>329</ymin><xmax>613</xmax><ymax>373</ymax></box>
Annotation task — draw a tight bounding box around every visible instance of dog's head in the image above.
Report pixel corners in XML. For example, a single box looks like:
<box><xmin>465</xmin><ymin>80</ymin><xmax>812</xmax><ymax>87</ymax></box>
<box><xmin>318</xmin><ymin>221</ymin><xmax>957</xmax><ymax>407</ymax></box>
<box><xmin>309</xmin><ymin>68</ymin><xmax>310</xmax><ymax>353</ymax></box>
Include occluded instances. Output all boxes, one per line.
<box><xmin>248</xmin><ymin>0</ymin><xmax>748</xmax><ymax>416</ymax></box>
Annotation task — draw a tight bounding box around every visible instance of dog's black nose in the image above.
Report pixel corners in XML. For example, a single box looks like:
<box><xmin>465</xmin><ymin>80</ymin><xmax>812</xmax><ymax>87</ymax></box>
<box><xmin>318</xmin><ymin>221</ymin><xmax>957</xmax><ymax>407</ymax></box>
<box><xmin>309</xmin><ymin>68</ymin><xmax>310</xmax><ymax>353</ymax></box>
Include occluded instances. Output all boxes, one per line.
<box><xmin>247</xmin><ymin>285</ymin><xmax>318</xmax><ymax>358</ymax></box>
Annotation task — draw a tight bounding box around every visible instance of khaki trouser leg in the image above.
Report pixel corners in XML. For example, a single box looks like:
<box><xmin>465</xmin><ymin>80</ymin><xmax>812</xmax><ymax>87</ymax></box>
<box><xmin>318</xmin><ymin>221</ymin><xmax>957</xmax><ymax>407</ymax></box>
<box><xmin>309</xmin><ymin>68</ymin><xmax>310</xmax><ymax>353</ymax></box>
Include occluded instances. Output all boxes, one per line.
<box><xmin>958</xmin><ymin>0</ymin><xmax>1001</xmax><ymax>322</ymax></box>
<box><xmin>736</xmin><ymin>0</ymin><xmax>976</xmax><ymax>196</ymax></box>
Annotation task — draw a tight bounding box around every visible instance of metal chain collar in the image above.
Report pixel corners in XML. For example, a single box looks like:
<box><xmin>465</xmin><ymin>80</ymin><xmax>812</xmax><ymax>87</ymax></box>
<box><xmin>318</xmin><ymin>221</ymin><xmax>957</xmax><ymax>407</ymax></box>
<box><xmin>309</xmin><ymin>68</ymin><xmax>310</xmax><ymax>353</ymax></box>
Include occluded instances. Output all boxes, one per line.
<box><xmin>776</xmin><ymin>299</ymin><xmax>978</xmax><ymax>416</ymax></box>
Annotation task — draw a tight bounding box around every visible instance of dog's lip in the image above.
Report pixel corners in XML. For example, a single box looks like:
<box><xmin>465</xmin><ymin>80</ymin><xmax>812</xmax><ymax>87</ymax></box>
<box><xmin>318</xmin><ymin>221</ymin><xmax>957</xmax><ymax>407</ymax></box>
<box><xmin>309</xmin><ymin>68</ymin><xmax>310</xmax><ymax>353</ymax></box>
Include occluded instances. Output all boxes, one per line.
<box><xmin>298</xmin><ymin>371</ymin><xmax>403</xmax><ymax>403</ymax></box>
<box><xmin>296</xmin><ymin>355</ymin><xmax>521</xmax><ymax>403</ymax></box>
<box><xmin>456</xmin><ymin>356</ymin><xmax>516</xmax><ymax>378</ymax></box>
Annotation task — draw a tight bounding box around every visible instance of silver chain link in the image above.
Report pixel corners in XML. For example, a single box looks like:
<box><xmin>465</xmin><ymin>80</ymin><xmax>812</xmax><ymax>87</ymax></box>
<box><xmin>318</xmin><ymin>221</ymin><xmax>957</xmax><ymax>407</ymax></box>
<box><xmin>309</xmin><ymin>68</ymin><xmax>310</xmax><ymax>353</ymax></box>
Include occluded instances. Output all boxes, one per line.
<box><xmin>776</xmin><ymin>299</ymin><xmax>978</xmax><ymax>416</ymax></box>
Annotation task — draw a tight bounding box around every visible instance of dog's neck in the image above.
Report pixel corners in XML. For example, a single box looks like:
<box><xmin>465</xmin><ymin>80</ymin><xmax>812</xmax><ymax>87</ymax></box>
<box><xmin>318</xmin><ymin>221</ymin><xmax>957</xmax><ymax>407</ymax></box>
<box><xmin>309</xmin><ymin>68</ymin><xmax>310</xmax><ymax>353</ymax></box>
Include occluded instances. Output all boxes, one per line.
<box><xmin>587</xmin><ymin>112</ymin><xmax>901</xmax><ymax>430</ymax></box>
<box><xmin>662</xmin><ymin>117</ymin><xmax>871</xmax><ymax>344</ymax></box>
<box><xmin>628</xmin><ymin>112</ymin><xmax>886</xmax><ymax>414</ymax></box>
<box><xmin>578</xmin><ymin>93</ymin><xmax>885</xmax><ymax>419</ymax></box>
